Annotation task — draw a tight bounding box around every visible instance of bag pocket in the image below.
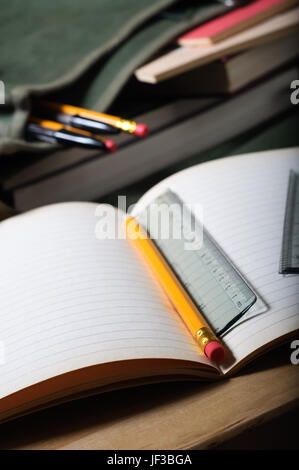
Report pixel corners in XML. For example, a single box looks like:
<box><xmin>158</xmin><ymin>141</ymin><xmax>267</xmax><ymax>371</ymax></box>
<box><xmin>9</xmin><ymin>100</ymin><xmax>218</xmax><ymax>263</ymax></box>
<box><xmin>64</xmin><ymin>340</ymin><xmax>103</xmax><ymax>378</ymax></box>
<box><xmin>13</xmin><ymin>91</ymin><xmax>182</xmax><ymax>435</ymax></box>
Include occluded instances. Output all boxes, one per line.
<box><xmin>0</xmin><ymin>0</ymin><xmax>227</xmax><ymax>155</ymax></box>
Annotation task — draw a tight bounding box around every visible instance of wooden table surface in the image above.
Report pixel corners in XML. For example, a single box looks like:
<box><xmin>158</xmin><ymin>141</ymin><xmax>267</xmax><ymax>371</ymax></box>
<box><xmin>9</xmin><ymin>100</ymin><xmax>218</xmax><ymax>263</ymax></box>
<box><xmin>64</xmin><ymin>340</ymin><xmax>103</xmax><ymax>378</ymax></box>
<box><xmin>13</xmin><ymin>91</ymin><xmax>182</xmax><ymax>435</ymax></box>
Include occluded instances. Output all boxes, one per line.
<box><xmin>0</xmin><ymin>342</ymin><xmax>298</xmax><ymax>450</ymax></box>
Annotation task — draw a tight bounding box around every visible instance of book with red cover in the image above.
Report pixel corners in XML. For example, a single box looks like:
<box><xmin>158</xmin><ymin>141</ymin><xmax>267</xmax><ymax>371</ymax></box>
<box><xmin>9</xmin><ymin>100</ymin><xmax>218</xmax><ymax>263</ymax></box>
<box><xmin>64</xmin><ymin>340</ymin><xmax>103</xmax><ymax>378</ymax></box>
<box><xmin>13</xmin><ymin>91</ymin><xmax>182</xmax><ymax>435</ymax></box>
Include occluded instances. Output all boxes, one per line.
<box><xmin>178</xmin><ymin>0</ymin><xmax>298</xmax><ymax>46</ymax></box>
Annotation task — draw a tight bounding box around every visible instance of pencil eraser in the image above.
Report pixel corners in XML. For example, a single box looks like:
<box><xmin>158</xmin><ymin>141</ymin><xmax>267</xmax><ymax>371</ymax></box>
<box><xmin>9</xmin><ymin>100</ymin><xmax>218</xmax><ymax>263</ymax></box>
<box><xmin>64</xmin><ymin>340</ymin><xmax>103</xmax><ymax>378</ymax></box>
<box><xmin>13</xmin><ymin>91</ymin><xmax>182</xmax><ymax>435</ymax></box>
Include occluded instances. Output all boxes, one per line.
<box><xmin>134</xmin><ymin>123</ymin><xmax>149</xmax><ymax>137</ymax></box>
<box><xmin>105</xmin><ymin>139</ymin><xmax>118</xmax><ymax>153</ymax></box>
<box><xmin>205</xmin><ymin>341</ymin><xmax>225</xmax><ymax>363</ymax></box>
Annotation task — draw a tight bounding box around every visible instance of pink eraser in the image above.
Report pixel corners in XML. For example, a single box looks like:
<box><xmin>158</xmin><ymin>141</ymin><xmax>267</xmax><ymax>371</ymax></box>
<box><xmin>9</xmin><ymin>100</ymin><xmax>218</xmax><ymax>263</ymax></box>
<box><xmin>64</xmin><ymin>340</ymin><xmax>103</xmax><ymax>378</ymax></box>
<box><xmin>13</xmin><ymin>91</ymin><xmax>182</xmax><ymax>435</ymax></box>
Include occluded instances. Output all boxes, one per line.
<box><xmin>134</xmin><ymin>123</ymin><xmax>149</xmax><ymax>137</ymax></box>
<box><xmin>205</xmin><ymin>341</ymin><xmax>225</xmax><ymax>363</ymax></box>
<box><xmin>105</xmin><ymin>139</ymin><xmax>118</xmax><ymax>153</ymax></box>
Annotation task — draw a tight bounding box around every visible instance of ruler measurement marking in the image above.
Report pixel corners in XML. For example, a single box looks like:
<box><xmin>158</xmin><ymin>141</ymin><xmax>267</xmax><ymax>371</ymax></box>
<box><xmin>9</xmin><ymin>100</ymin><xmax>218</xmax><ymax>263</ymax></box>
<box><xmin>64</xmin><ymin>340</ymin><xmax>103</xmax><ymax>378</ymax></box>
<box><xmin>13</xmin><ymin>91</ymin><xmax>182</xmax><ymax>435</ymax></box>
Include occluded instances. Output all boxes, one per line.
<box><xmin>137</xmin><ymin>190</ymin><xmax>257</xmax><ymax>336</ymax></box>
<box><xmin>280</xmin><ymin>170</ymin><xmax>299</xmax><ymax>274</ymax></box>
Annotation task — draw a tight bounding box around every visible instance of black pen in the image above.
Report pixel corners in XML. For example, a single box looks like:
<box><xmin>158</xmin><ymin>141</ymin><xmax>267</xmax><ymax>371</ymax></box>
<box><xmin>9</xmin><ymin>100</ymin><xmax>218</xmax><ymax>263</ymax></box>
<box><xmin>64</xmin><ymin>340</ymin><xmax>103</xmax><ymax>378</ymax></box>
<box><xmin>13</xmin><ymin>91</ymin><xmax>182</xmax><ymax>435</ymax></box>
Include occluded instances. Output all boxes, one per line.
<box><xmin>50</xmin><ymin>111</ymin><xmax>121</xmax><ymax>135</ymax></box>
<box><xmin>27</xmin><ymin>118</ymin><xmax>117</xmax><ymax>152</ymax></box>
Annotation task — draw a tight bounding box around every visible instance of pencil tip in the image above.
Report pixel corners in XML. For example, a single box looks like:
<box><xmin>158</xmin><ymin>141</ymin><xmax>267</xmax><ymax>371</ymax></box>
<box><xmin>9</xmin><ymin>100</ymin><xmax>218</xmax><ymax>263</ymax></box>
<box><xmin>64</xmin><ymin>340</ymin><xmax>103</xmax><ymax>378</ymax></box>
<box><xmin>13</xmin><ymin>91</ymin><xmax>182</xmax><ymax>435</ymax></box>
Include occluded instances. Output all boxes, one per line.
<box><xmin>105</xmin><ymin>139</ymin><xmax>118</xmax><ymax>153</ymax></box>
<box><xmin>134</xmin><ymin>123</ymin><xmax>149</xmax><ymax>138</ymax></box>
<box><xmin>205</xmin><ymin>341</ymin><xmax>225</xmax><ymax>363</ymax></box>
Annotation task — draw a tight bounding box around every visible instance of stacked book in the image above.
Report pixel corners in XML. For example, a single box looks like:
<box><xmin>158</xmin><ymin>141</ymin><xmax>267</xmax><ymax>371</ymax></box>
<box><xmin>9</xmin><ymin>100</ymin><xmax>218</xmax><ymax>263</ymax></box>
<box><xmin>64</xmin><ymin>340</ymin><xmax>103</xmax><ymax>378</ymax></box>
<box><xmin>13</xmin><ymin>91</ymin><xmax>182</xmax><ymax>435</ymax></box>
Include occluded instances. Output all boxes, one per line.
<box><xmin>135</xmin><ymin>0</ymin><xmax>299</xmax><ymax>94</ymax></box>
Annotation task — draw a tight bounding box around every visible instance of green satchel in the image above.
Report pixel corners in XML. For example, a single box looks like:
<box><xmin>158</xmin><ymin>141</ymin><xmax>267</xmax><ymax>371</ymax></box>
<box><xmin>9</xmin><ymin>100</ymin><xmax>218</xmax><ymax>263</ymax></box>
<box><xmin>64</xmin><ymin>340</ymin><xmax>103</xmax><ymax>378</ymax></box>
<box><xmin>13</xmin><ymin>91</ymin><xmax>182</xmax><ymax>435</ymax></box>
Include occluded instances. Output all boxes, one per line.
<box><xmin>0</xmin><ymin>0</ymin><xmax>227</xmax><ymax>155</ymax></box>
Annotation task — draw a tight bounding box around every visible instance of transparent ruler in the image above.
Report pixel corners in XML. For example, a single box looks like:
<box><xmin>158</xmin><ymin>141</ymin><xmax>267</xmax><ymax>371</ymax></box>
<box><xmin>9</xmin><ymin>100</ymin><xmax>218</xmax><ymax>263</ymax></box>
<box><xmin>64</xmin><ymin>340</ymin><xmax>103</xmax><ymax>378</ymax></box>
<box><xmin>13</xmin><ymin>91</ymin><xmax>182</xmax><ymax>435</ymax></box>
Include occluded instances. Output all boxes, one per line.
<box><xmin>137</xmin><ymin>190</ymin><xmax>258</xmax><ymax>336</ymax></box>
<box><xmin>280</xmin><ymin>170</ymin><xmax>299</xmax><ymax>274</ymax></box>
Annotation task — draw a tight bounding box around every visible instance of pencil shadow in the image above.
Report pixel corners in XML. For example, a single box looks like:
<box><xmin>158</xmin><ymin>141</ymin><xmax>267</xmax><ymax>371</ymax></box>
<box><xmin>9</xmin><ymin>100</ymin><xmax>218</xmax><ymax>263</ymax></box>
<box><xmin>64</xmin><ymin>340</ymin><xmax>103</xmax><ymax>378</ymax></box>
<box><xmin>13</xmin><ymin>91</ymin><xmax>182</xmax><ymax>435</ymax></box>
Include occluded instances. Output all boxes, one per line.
<box><xmin>236</xmin><ymin>341</ymin><xmax>294</xmax><ymax>377</ymax></box>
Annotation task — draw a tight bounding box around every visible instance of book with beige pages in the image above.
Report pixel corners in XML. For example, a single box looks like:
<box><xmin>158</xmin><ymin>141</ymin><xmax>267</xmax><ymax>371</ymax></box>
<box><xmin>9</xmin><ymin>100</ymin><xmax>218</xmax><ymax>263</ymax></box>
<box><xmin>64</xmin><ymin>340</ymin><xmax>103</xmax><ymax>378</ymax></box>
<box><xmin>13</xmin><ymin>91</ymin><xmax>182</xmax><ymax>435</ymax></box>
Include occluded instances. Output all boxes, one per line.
<box><xmin>0</xmin><ymin>147</ymin><xmax>298</xmax><ymax>423</ymax></box>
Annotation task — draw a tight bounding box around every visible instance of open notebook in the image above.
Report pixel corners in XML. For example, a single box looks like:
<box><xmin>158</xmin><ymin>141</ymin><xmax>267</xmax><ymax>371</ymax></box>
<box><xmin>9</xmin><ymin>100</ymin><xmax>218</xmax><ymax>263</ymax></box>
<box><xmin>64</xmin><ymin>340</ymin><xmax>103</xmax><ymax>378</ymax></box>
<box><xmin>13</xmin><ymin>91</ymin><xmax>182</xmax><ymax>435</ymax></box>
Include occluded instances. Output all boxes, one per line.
<box><xmin>0</xmin><ymin>147</ymin><xmax>298</xmax><ymax>423</ymax></box>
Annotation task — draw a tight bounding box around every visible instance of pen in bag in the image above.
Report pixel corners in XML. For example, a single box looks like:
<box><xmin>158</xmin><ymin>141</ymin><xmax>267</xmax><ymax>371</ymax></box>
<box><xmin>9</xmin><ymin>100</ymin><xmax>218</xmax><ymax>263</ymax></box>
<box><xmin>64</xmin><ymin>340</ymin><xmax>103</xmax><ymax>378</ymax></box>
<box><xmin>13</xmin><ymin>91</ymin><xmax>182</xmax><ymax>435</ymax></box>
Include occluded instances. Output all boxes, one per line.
<box><xmin>27</xmin><ymin>117</ymin><xmax>117</xmax><ymax>152</ymax></box>
<box><xmin>38</xmin><ymin>101</ymin><xmax>149</xmax><ymax>137</ymax></box>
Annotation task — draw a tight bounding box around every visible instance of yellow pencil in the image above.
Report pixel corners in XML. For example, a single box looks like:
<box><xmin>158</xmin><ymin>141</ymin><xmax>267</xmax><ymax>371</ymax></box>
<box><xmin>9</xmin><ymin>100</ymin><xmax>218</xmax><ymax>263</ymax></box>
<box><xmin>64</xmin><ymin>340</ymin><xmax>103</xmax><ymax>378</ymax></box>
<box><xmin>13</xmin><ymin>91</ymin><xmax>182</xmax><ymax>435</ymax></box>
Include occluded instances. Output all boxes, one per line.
<box><xmin>38</xmin><ymin>101</ymin><xmax>149</xmax><ymax>137</ymax></box>
<box><xmin>126</xmin><ymin>217</ymin><xmax>225</xmax><ymax>363</ymax></box>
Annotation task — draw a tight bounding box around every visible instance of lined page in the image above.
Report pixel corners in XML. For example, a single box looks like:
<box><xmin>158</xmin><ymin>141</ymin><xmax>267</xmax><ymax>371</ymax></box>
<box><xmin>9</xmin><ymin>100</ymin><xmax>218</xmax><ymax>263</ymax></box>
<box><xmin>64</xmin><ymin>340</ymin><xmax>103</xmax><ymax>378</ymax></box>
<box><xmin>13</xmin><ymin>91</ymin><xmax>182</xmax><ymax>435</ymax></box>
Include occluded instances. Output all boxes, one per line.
<box><xmin>0</xmin><ymin>202</ymin><xmax>211</xmax><ymax>399</ymax></box>
<box><xmin>133</xmin><ymin>148</ymin><xmax>299</xmax><ymax>371</ymax></box>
